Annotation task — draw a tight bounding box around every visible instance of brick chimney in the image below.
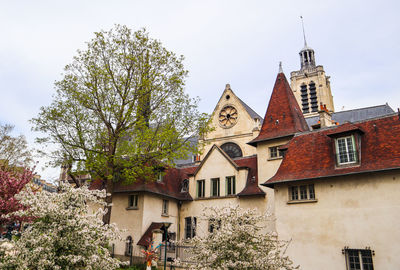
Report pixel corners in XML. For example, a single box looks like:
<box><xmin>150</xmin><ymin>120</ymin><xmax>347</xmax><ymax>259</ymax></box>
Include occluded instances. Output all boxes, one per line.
<box><xmin>318</xmin><ymin>103</ymin><xmax>333</xmax><ymax>128</ymax></box>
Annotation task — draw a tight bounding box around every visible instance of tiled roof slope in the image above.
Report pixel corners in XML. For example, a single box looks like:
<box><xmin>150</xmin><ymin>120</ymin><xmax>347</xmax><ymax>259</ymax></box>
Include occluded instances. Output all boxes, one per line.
<box><xmin>137</xmin><ymin>222</ymin><xmax>164</xmax><ymax>247</ymax></box>
<box><xmin>236</xmin><ymin>156</ymin><xmax>265</xmax><ymax>197</ymax></box>
<box><xmin>249</xmin><ymin>72</ymin><xmax>309</xmax><ymax>145</ymax></box>
<box><xmin>89</xmin><ymin>166</ymin><xmax>196</xmax><ymax>201</ymax></box>
<box><xmin>237</xmin><ymin>97</ymin><xmax>263</xmax><ymax>122</ymax></box>
<box><xmin>112</xmin><ymin>167</ymin><xmax>194</xmax><ymax>201</ymax></box>
<box><xmin>264</xmin><ymin>114</ymin><xmax>400</xmax><ymax>186</ymax></box>
<box><xmin>89</xmin><ymin>155</ymin><xmax>264</xmax><ymax>198</ymax></box>
<box><xmin>305</xmin><ymin>104</ymin><xmax>394</xmax><ymax>127</ymax></box>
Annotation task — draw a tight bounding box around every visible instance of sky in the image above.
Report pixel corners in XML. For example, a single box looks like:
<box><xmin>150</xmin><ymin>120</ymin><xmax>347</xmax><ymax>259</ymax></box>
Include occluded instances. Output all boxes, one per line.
<box><xmin>1</xmin><ymin>0</ymin><xmax>399</xmax><ymax>181</ymax></box>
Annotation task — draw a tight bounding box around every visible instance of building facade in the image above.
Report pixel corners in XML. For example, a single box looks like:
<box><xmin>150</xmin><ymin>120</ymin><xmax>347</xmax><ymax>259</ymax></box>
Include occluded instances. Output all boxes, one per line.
<box><xmin>83</xmin><ymin>43</ymin><xmax>399</xmax><ymax>269</ymax></box>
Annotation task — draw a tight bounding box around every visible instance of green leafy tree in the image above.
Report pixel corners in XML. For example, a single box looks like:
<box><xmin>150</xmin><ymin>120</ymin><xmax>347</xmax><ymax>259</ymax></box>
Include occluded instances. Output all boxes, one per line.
<box><xmin>31</xmin><ymin>25</ymin><xmax>210</xmax><ymax>223</ymax></box>
<box><xmin>0</xmin><ymin>123</ymin><xmax>32</xmax><ymax>168</ymax></box>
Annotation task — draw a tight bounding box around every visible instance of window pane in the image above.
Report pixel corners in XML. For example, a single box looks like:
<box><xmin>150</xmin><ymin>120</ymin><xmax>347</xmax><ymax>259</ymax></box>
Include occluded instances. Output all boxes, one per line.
<box><xmin>309</xmin><ymin>185</ymin><xmax>315</xmax><ymax>199</ymax></box>
<box><xmin>290</xmin><ymin>186</ymin><xmax>298</xmax><ymax>200</ymax></box>
<box><xmin>348</xmin><ymin>250</ymin><xmax>361</xmax><ymax>270</ymax></box>
<box><xmin>270</xmin><ymin>147</ymin><xmax>277</xmax><ymax>158</ymax></box>
<box><xmin>361</xmin><ymin>250</ymin><xmax>374</xmax><ymax>270</ymax></box>
<box><xmin>197</xmin><ymin>180</ymin><xmax>205</xmax><ymax>198</ymax></box>
<box><xmin>211</xmin><ymin>178</ymin><xmax>219</xmax><ymax>197</ymax></box>
<box><xmin>300</xmin><ymin>185</ymin><xmax>307</xmax><ymax>200</ymax></box>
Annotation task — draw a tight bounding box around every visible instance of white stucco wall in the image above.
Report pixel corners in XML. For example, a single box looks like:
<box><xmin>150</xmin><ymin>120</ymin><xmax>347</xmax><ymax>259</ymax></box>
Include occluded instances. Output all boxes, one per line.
<box><xmin>273</xmin><ymin>171</ymin><xmax>400</xmax><ymax>269</ymax></box>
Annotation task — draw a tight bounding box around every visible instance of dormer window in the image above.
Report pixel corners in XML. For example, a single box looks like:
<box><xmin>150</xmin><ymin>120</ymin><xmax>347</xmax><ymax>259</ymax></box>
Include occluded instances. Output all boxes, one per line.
<box><xmin>157</xmin><ymin>171</ymin><xmax>163</xmax><ymax>182</ymax></box>
<box><xmin>269</xmin><ymin>146</ymin><xmax>284</xmax><ymax>160</ymax></box>
<box><xmin>335</xmin><ymin>135</ymin><xmax>357</xmax><ymax>165</ymax></box>
<box><xmin>181</xmin><ymin>179</ymin><xmax>189</xmax><ymax>192</ymax></box>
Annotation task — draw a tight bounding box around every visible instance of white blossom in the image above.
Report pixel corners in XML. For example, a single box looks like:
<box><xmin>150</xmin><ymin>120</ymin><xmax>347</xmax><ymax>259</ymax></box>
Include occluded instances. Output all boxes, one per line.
<box><xmin>176</xmin><ymin>205</ymin><xmax>299</xmax><ymax>270</ymax></box>
<box><xmin>0</xmin><ymin>182</ymin><xmax>123</xmax><ymax>270</ymax></box>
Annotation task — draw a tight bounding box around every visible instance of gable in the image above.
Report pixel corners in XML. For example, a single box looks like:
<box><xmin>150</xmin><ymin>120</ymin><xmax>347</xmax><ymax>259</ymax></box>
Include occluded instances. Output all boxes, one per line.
<box><xmin>205</xmin><ymin>84</ymin><xmax>262</xmax><ymax>141</ymax></box>
<box><xmin>195</xmin><ymin>145</ymin><xmax>238</xmax><ymax>179</ymax></box>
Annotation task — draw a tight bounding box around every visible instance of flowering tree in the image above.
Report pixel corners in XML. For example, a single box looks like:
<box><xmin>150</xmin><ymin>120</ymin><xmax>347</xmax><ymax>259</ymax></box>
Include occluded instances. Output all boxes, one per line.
<box><xmin>0</xmin><ymin>182</ymin><xmax>123</xmax><ymax>270</ymax></box>
<box><xmin>178</xmin><ymin>206</ymin><xmax>299</xmax><ymax>270</ymax></box>
<box><xmin>0</xmin><ymin>167</ymin><xmax>34</xmax><ymax>227</ymax></box>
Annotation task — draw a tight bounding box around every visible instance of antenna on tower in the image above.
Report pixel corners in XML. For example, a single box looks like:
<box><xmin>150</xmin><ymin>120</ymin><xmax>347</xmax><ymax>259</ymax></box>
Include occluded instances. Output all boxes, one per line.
<box><xmin>300</xmin><ymin>16</ymin><xmax>307</xmax><ymax>47</ymax></box>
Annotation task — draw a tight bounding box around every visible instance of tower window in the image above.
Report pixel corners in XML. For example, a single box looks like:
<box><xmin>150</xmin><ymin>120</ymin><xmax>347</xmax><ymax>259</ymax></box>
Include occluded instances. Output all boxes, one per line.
<box><xmin>309</xmin><ymin>82</ymin><xmax>318</xmax><ymax>112</ymax></box>
<box><xmin>300</xmin><ymin>84</ymin><xmax>309</xmax><ymax>113</ymax></box>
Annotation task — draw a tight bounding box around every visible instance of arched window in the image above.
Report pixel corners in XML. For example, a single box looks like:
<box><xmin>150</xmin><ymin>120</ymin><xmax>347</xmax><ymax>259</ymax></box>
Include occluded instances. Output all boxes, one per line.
<box><xmin>125</xmin><ymin>236</ymin><xmax>133</xmax><ymax>256</ymax></box>
<box><xmin>221</xmin><ymin>142</ymin><xmax>243</xmax><ymax>159</ymax></box>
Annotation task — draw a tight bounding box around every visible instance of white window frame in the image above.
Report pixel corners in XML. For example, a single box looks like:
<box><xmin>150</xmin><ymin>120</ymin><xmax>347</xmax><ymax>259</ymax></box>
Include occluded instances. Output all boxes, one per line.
<box><xmin>162</xmin><ymin>199</ymin><xmax>169</xmax><ymax>216</ymax></box>
<box><xmin>335</xmin><ymin>135</ymin><xmax>358</xmax><ymax>165</ymax></box>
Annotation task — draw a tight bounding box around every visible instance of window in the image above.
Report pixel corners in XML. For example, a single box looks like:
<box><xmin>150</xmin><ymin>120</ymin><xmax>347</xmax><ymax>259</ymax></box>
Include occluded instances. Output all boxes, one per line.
<box><xmin>336</xmin><ymin>135</ymin><xmax>358</xmax><ymax>165</ymax></box>
<box><xmin>221</xmin><ymin>142</ymin><xmax>243</xmax><ymax>158</ymax></box>
<box><xmin>269</xmin><ymin>146</ymin><xmax>284</xmax><ymax>159</ymax></box>
<box><xmin>185</xmin><ymin>217</ymin><xmax>197</xmax><ymax>239</ymax></box>
<box><xmin>226</xmin><ymin>176</ymin><xmax>236</xmax><ymax>195</ymax></box>
<box><xmin>289</xmin><ymin>184</ymin><xmax>315</xmax><ymax>201</ymax></box>
<box><xmin>128</xmin><ymin>194</ymin><xmax>139</xmax><ymax>209</ymax></box>
<box><xmin>157</xmin><ymin>171</ymin><xmax>163</xmax><ymax>182</ymax></box>
<box><xmin>208</xmin><ymin>218</ymin><xmax>221</xmax><ymax>233</ymax></box>
<box><xmin>211</xmin><ymin>178</ymin><xmax>220</xmax><ymax>197</ymax></box>
<box><xmin>125</xmin><ymin>236</ymin><xmax>133</xmax><ymax>256</ymax></box>
<box><xmin>344</xmin><ymin>248</ymin><xmax>374</xmax><ymax>270</ymax></box>
<box><xmin>181</xmin><ymin>179</ymin><xmax>189</xmax><ymax>192</ymax></box>
<box><xmin>162</xmin><ymin>200</ymin><xmax>169</xmax><ymax>216</ymax></box>
<box><xmin>197</xmin><ymin>180</ymin><xmax>205</xmax><ymax>198</ymax></box>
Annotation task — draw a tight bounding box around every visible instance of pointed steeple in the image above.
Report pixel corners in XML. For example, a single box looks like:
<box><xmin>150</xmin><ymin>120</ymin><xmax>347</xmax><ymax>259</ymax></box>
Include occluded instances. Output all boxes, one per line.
<box><xmin>299</xmin><ymin>16</ymin><xmax>316</xmax><ymax>70</ymax></box>
<box><xmin>249</xmin><ymin>72</ymin><xmax>309</xmax><ymax>145</ymax></box>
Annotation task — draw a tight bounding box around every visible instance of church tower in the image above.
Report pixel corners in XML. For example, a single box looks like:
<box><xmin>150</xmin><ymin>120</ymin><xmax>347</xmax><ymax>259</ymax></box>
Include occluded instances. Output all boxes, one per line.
<box><xmin>290</xmin><ymin>21</ymin><xmax>334</xmax><ymax>118</ymax></box>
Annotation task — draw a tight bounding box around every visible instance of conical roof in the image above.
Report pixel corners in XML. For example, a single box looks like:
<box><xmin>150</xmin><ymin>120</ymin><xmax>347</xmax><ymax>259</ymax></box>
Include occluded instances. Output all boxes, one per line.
<box><xmin>249</xmin><ymin>72</ymin><xmax>309</xmax><ymax>145</ymax></box>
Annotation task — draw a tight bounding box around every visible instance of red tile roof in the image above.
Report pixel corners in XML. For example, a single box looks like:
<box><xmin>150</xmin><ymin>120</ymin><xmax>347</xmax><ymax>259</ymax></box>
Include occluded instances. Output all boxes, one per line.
<box><xmin>137</xmin><ymin>222</ymin><xmax>164</xmax><ymax>247</ymax></box>
<box><xmin>264</xmin><ymin>114</ymin><xmax>400</xmax><ymax>186</ymax></box>
<box><xmin>249</xmin><ymin>72</ymin><xmax>309</xmax><ymax>145</ymax></box>
<box><xmin>89</xmin><ymin>166</ymin><xmax>195</xmax><ymax>201</ymax></box>
<box><xmin>89</xmin><ymin>154</ymin><xmax>264</xmax><ymax>198</ymax></box>
<box><xmin>236</xmin><ymin>156</ymin><xmax>265</xmax><ymax>197</ymax></box>
<box><xmin>112</xmin><ymin>167</ymin><xmax>194</xmax><ymax>201</ymax></box>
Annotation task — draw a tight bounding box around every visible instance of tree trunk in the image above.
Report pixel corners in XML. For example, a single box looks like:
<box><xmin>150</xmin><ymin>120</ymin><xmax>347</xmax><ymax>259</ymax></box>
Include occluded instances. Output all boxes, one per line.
<box><xmin>102</xmin><ymin>180</ymin><xmax>114</xmax><ymax>224</ymax></box>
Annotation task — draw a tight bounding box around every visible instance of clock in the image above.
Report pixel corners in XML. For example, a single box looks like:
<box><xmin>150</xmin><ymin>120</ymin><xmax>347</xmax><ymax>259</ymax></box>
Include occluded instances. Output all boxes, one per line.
<box><xmin>219</xmin><ymin>106</ymin><xmax>238</xmax><ymax>128</ymax></box>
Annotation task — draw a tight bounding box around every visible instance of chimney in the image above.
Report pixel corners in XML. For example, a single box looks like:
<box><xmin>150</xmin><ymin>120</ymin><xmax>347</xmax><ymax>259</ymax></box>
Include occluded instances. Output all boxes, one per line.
<box><xmin>318</xmin><ymin>103</ymin><xmax>333</xmax><ymax>128</ymax></box>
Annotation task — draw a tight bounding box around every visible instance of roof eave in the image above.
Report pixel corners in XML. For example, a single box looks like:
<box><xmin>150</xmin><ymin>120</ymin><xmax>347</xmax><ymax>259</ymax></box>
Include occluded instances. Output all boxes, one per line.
<box><xmin>263</xmin><ymin>166</ymin><xmax>400</xmax><ymax>188</ymax></box>
<box><xmin>247</xmin><ymin>134</ymin><xmax>295</xmax><ymax>146</ymax></box>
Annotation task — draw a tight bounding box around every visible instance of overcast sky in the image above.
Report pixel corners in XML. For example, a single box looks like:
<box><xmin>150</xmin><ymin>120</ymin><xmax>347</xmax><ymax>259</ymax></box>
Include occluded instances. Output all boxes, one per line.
<box><xmin>1</xmin><ymin>0</ymin><xmax>399</xmax><ymax>180</ymax></box>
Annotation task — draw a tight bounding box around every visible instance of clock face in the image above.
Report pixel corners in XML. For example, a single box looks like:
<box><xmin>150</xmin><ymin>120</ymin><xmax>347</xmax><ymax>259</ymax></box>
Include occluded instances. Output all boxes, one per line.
<box><xmin>219</xmin><ymin>106</ymin><xmax>238</xmax><ymax>128</ymax></box>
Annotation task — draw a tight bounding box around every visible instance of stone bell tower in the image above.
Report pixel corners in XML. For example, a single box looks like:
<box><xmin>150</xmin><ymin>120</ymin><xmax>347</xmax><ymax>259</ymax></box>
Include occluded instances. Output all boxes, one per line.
<box><xmin>290</xmin><ymin>19</ymin><xmax>334</xmax><ymax>118</ymax></box>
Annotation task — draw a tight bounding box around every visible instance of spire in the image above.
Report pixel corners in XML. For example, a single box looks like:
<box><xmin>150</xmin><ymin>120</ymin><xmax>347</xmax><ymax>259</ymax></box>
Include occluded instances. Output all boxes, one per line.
<box><xmin>248</xmin><ymin>72</ymin><xmax>309</xmax><ymax>145</ymax></box>
<box><xmin>279</xmin><ymin>61</ymin><xmax>283</xmax><ymax>73</ymax></box>
<box><xmin>300</xmin><ymin>16</ymin><xmax>307</xmax><ymax>47</ymax></box>
<box><xmin>299</xmin><ymin>16</ymin><xmax>316</xmax><ymax>70</ymax></box>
